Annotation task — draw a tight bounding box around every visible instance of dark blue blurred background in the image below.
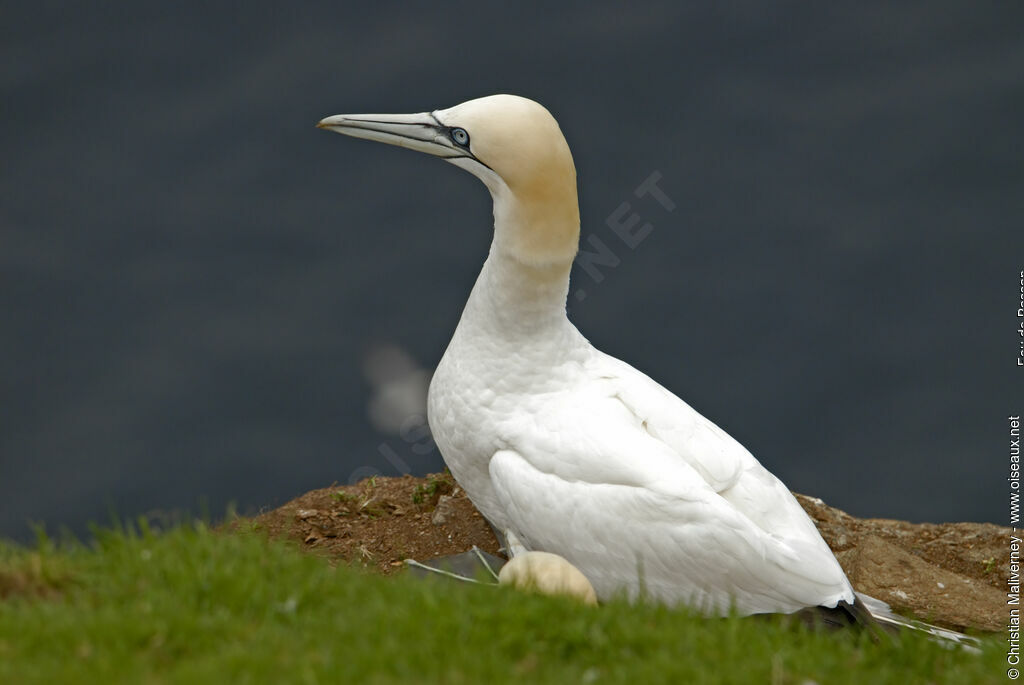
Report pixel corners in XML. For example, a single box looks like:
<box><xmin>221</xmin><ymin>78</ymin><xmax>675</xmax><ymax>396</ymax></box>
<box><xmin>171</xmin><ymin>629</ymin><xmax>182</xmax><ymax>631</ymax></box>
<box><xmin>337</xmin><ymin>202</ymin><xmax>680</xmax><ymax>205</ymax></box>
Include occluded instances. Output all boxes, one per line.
<box><xmin>2</xmin><ymin>2</ymin><xmax>1021</xmax><ymax>541</ymax></box>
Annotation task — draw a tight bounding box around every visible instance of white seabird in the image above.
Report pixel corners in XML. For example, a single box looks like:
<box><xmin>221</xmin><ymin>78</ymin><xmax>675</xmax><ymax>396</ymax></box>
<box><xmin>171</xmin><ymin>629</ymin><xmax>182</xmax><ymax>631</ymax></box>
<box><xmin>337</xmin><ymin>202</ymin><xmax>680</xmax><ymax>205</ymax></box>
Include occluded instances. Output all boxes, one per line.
<box><xmin>318</xmin><ymin>94</ymin><xmax>860</xmax><ymax>618</ymax></box>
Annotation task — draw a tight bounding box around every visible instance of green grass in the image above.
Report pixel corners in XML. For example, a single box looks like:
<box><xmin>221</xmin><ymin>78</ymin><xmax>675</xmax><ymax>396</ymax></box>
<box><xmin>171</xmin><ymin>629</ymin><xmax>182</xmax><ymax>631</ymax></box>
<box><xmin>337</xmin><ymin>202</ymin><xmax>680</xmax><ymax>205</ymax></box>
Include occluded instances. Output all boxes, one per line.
<box><xmin>0</xmin><ymin>520</ymin><xmax>1005</xmax><ymax>684</ymax></box>
<box><xmin>411</xmin><ymin>476</ymin><xmax>451</xmax><ymax>505</ymax></box>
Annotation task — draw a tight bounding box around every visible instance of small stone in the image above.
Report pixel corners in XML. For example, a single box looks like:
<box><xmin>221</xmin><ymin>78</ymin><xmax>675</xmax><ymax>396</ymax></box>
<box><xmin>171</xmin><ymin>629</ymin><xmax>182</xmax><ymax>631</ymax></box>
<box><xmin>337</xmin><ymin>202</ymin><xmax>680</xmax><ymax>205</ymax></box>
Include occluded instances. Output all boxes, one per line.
<box><xmin>431</xmin><ymin>495</ymin><xmax>457</xmax><ymax>525</ymax></box>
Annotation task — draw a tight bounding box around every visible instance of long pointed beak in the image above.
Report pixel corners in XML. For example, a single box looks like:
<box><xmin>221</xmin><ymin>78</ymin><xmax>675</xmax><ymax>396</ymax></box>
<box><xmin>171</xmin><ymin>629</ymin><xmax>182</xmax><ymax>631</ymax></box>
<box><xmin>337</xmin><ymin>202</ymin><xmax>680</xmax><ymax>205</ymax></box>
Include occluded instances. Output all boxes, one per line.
<box><xmin>317</xmin><ymin>111</ymin><xmax>463</xmax><ymax>159</ymax></box>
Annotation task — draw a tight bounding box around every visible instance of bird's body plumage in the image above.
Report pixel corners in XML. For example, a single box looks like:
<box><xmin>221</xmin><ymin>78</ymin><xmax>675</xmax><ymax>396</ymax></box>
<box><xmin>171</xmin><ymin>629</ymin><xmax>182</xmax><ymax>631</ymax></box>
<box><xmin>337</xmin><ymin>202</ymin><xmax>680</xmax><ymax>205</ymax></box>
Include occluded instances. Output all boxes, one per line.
<box><xmin>320</xmin><ymin>94</ymin><xmax>855</xmax><ymax>615</ymax></box>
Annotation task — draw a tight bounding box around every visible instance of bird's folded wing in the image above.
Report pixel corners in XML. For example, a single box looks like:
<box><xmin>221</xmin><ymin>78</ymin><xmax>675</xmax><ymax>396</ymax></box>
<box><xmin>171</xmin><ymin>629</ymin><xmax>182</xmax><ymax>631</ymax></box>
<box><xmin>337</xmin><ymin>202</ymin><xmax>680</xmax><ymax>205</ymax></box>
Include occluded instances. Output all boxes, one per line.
<box><xmin>488</xmin><ymin>400</ymin><xmax>853</xmax><ymax>615</ymax></box>
<box><xmin>590</xmin><ymin>352</ymin><xmax>828</xmax><ymax>543</ymax></box>
<box><xmin>588</xmin><ymin>353</ymin><xmax>752</xmax><ymax>489</ymax></box>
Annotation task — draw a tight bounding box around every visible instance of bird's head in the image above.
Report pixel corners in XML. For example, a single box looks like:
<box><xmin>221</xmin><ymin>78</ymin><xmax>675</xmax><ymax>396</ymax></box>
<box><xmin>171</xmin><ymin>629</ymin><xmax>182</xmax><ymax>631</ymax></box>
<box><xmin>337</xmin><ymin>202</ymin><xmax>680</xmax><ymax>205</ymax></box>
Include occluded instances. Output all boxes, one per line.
<box><xmin>318</xmin><ymin>94</ymin><xmax>580</xmax><ymax>266</ymax></box>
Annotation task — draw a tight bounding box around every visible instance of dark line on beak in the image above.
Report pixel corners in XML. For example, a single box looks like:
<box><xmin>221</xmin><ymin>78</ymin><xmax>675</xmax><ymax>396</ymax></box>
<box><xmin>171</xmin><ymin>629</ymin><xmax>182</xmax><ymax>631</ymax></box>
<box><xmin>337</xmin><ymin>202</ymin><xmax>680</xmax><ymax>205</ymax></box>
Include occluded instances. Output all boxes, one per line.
<box><xmin>340</xmin><ymin>118</ymin><xmax>434</xmax><ymax>128</ymax></box>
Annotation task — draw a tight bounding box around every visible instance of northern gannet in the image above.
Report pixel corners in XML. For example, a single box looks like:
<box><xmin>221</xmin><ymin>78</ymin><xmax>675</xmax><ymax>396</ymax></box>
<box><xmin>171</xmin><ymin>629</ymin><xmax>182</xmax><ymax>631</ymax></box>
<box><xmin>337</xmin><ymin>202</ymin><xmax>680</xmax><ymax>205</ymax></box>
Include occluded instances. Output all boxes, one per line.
<box><xmin>318</xmin><ymin>94</ymin><xmax>862</xmax><ymax>619</ymax></box>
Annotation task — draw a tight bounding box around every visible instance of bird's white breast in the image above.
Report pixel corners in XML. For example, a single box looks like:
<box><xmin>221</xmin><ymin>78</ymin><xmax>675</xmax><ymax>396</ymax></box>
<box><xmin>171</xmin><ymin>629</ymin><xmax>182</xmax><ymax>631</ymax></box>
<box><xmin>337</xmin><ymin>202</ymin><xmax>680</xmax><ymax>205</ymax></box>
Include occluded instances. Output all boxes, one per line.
<box><xmin>427</xmin><ymin>291</ymin><xmax>592</xmax><ymax>532</ymax></box>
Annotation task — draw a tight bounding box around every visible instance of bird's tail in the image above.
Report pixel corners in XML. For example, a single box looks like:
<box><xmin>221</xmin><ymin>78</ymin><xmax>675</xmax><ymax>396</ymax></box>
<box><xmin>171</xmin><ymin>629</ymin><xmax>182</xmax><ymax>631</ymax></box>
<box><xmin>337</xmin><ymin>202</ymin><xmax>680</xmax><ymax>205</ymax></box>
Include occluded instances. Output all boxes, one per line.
<box><xmin>854</xmin><ymin>592</ymin><xmax>982</xmax><ymax>652</ymax></box>
<box><xmin>794</xmin><ymin>595</ymin><xmax>876</xmax><ymax>631</ymax></box>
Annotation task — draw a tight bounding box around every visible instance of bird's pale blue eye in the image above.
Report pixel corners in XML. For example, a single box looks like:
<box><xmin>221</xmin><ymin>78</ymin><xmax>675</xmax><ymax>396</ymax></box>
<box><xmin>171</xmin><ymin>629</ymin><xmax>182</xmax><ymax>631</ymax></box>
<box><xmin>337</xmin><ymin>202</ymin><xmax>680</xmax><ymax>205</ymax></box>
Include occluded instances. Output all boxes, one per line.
<box><xmin>451</xmin><ymin>127</ymin><xmax>470</xmax><ymax>146</ymax></box>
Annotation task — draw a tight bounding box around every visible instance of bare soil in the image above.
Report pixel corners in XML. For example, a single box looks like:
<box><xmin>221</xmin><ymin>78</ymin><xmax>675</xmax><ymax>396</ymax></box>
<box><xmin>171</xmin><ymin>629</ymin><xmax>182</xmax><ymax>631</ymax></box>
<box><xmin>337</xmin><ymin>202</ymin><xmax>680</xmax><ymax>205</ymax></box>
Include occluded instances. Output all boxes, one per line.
<box><xmin>248</xmin><ymin>473</ymin><xmax>1008</xmax><ymax>633</ymax></box>
<box><xmin>249</xmin><ymin>473</ymin><xmax>501</xmax><ymax>573</ymax></box>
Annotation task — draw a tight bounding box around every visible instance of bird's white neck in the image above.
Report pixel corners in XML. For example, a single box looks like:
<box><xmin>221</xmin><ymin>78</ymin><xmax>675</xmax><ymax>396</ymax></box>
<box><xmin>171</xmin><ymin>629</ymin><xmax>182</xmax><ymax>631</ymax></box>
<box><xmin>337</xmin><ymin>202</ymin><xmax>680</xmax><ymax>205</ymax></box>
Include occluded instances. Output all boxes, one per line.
<box><xmin>449</xmin><ymin>167</ymin><xmax>582</xmax><ymax>350</ymax></box>
<box><xmin>462</xmin><ymin>245</ymin><xmax>573</xmax><ymax>340</ymax></box>
<box><xmin>474</xmin><ymin>161</ymin><xmax>580</xmax><ymax>268</ymax></box>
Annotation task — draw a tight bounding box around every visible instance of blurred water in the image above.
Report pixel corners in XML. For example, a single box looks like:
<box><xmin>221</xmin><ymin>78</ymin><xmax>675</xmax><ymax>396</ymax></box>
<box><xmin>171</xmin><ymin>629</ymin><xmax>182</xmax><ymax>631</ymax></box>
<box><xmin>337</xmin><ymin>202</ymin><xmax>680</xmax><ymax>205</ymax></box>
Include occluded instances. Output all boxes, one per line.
<box><xmin>1</xmin><ymin>2</ymin><xmax>1021</xmax><ymax>540</ymax></box>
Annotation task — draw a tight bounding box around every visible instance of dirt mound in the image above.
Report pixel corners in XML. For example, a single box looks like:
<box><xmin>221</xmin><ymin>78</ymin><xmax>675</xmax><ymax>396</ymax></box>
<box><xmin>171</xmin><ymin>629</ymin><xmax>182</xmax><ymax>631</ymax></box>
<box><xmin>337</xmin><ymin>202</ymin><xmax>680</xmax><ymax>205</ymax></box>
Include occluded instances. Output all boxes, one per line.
<box><xmin>250</xmin><ymin>473</ymin><xmax>500</xmax><ymax>572</ymax></box>
<box><xmin>249</xmin><ymin>473</ymin><xmax>1007</xmax><ymax>632</ymax></box>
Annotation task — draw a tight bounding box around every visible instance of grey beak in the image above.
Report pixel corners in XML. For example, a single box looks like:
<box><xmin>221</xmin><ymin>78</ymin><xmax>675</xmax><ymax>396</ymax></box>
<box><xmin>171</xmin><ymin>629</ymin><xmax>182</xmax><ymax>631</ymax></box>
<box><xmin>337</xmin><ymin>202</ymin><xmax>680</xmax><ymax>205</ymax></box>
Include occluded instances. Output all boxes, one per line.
<box><xmin>317</xmin><ymin>111</ymin><xmax>466</xmax><ymax>159</ymax></box>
